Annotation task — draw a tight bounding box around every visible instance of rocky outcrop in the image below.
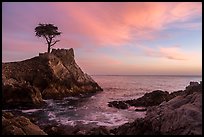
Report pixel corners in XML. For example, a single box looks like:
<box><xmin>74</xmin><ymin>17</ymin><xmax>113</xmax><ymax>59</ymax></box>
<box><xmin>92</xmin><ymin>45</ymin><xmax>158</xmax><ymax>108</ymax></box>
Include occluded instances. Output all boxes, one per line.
<box><xmin>108</xmin><ymin>86</ymin><xmax>187</xmax><ymax>109</ymax></box>
<box><xmin>108</xmin><ymin>82</ymin><xmax>202</xmax><ymax>110</ymax></box>
<box><xmin>108</xmin><ymin>90</ymin><xmax>172</xmax><ymax>109</ymax></box>
<box><xmin>2</xmin><ymin>48</ymin><xmax>102</xmax><ymax>108</ymax></box>
<box><xmin>2</xmin><ymin>111</ymin><xmax>47</xmax><ymax>135</ymax></box>
<box><xmin>112</xmin><ymin>82</ymin><xmax>202</xmax><ymax>135</ymax></box>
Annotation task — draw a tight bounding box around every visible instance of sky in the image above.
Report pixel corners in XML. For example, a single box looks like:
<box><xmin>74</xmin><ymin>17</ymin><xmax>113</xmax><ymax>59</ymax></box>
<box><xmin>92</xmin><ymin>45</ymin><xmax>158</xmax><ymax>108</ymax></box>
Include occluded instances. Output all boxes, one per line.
<box><xmin>2</xmin><ymin>2</ymin><xmax>202</xmax><ymax>75</ymax></box>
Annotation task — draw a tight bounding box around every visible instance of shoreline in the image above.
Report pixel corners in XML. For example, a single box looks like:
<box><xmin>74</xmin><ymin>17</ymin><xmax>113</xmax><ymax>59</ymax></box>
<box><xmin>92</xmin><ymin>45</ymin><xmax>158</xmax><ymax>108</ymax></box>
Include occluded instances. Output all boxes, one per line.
<box><xmin>2</xmin><ymin>81</ymin><xmax>202</xmax><ymax>135</ymax></box>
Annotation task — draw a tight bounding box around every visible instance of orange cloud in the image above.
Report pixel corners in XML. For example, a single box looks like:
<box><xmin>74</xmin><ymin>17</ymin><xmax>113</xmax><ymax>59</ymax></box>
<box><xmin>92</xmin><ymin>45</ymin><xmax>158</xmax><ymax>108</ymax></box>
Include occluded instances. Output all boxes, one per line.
<box><xmin>137</xmin><ymin>45</ymin><xmax>194</xmax><ymax>60</ymax></box>
<box><xmin>76</xmin><ymin>53</ymin><xmax>123</xmax><ymax>74</ymax></box>
<box><xmin>159</xmin><ymin>47</ymin><xmax>189</xmax><ymax>60</ymax></box>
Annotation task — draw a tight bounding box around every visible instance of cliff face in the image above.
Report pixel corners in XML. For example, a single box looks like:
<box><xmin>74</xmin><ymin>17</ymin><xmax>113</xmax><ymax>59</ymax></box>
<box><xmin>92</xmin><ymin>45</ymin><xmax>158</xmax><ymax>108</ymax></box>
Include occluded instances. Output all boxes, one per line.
<box><xmin>2</xmin><ymin>48</ymin><xmax>102</xmax><ymax>108</ymax></box>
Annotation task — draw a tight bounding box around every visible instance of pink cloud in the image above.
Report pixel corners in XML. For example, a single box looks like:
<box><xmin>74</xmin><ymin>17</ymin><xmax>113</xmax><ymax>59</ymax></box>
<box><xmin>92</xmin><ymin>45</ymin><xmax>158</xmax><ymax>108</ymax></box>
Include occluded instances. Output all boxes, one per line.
<box><xmin>3</xmin><ymin>2</ymin><xmax>201</xmax><ymax>52</ymax></box>
<box><xmin>54</xmin><ymin>3</ymin><xmax>130</xmax><ymax>46</ymax></box>
<box><xmin>2</xmin><ymin>2</ymin><xmax>202</xmax><ymax>75</ymax></box>
<box><xmin>3</xmin><ymin>37</ymin><xmax>44</xmax><ymax>53</ymax></box>
<box><xmin>54</xmin><ymin>2</ymin><xmax>201</xmax><ymax>46</ymax></box>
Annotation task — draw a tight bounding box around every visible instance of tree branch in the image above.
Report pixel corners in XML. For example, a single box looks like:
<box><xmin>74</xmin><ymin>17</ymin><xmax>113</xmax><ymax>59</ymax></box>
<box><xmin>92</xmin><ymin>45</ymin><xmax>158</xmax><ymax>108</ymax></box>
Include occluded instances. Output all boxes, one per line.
<box><xmin>50</xmin><ymin>40</ymin><xmax>60</xmax><ymax>47</ymax></box>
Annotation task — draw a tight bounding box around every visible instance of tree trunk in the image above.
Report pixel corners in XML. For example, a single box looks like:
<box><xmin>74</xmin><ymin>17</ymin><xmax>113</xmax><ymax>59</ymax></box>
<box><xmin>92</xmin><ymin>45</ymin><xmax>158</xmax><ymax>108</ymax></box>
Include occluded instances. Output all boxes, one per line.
<box><xmin>48</xmin><ymin>44</ymin><xmax>51</xmax><ymax>53</ymax></box>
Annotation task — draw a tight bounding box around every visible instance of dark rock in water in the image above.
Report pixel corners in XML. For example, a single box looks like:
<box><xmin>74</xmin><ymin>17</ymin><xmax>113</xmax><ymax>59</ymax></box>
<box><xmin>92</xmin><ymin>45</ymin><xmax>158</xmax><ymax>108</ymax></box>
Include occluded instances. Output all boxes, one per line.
<box><xmin>108</xmin><ymin>90</ymin><xmax>171</xmax><ymax>109</ymax></box>
<box><xmin>108</xmin><ymin>81</ymin><xmax>200</xmax><ymax>110</ymax></box>
<box><xmin>2</xmin><ymin>111</ymin><xmax>47</xmax><ymax>135</ymax></box>
<box><xmin>185</xmin><ymin>81</ymin><xmax>202</xmax><ymax>94</ymax></box>
<box><xmin>108</xmin><ymin>100</ymin><xmax>129</xmax><ymax>109</ymax></box>
<box><xmin>112</xmin><ymin>82</ymin><xmax>202</xmax><ymax>135</ymax></box>
<box><xmin>125</xmin><ymin>90</ymin><xmax>170</xmax><ymax>107</ymax></box>
<box><xmin>189</xmin><ymin>81</ymin><xmax>199</xmax><ymax>86</ymax></box>
<box><xmin>135</xmin><ymin>108</ymin><xmax>147</xmax><ymax>112</ymax></box>
<box><xmin>2</xmin><ymin>48</ymin><xmax>102</xmax><ymax>108</ymax></box>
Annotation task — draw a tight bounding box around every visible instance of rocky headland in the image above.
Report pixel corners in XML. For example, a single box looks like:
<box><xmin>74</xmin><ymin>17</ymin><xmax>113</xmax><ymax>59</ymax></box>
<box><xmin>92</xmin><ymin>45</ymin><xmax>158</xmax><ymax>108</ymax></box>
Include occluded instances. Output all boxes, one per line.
<box><xmin>2</xmin><ymin>48</ymin><xmax>104</xmax><ymax>135</ymax></box>
<box><xmin>2</xmin><ymin>48</ymin><xmax>102</xmax><ymax>109</ymax></box>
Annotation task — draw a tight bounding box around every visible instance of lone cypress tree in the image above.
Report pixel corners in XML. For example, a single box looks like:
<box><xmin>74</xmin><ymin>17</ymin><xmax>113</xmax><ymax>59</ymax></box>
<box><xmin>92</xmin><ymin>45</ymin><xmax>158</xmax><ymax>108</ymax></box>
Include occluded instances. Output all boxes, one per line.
<box><xmin>35</xmin><ymin>23</ymin><xmax>61</xmax><ymax>53</ymax></box>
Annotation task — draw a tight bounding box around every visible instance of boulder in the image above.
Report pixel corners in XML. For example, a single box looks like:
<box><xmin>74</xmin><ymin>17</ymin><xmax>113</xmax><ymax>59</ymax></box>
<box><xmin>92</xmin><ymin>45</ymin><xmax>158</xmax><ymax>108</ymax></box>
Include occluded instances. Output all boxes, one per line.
<box><xmin>2</xmin><ymin>82</ymin><xmax>44</xmax><ymax>108</ymax></box>
<box><xmin>185</xmin><ymin>81</ymin><xmax>202</xmax><ymax>94</ymax></box>
<box><xmin>2</xmin><ymin>112</ymin><xmax>47</xmax><ymax>135</ymax></box>
<box><xmin>2</xmin><ymin>48</ymin><xmax>102</xmax><ymax>108</ymax></box>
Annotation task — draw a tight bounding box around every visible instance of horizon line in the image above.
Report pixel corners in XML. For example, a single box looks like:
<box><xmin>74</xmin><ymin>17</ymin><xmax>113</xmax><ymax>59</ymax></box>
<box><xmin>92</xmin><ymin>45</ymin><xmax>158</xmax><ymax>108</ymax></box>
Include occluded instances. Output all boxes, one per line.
<box><xmin>90</xmin><ymin>74</ymin><xmax>202</xmax><ymax>77</ymax></box>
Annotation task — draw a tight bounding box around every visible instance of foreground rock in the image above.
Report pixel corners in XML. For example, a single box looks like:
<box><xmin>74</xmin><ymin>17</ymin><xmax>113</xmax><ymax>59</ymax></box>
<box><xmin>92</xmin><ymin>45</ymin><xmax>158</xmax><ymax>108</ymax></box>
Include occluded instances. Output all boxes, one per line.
<box><xmin>2</xmin><ymin>111</ymin><xmax>47</xmax><ymax>135</ymax></box>
<box><xmin>2</xmin><ymin>48</ymin><xmax>102</xmax><ymax>108</ymax></box>
<box><xmin>112</xmin><ymin>82</ymin><xmax>202</xmax><ymax>135</ymax></box>
<box><xmin>41</xmin><ymin>124</ymin><xmax>112</xmax><ymax>135</ymax></box>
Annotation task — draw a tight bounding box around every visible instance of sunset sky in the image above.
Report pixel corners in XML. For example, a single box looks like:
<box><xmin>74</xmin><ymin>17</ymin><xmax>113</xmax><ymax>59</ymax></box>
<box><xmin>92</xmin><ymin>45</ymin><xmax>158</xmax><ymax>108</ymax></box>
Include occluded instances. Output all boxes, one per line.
<box><xmin>2</xmin><ymin>2</ymin><xmax>202</xmax><ymax>75</ymax></box>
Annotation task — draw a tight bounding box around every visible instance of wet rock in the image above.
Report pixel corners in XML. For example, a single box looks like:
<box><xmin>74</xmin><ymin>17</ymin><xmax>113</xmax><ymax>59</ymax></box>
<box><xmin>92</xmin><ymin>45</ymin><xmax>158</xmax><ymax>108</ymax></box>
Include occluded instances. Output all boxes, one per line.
<box><xmin>125</xmin><ymin>90</ymin><xmax>170</xmax><ymax>107</ymax></box>
<box><xmin>2</xmin><ymin>48</ymin><xmax>102</xmax><ymax>108</ymax></box>
<box><xmin>2</xmin><ymin>82</ymin><xmax>44</xmax><ymax>109</ymax></box>
<box><xmin>135</xmin><ymin>108</ymin><xmax>147</xmax><ymax>112</ymax></box>
<box><xmin>185</xmin><ymin>81</ymin><xmax>202</xmax><ymax>94</ymax></box>
<box><xmin>87</xmin><ymin>126</ymin><xmax>110</xmax><ymax>135</ymax></box>
<box><xmin>111</xmin><ymin>118</ymin><xmax>157</xmax><ymax>135</ymax></box>
<box><xmin>189</xmin><ymin>81</ymin><xmax>199</xmax><ymax>86</ymax></box>
<box><xmin>40</xmin><ymin>122</ymin><xmax>111</xmax><ymax>135</ymax></box>
<box><xmin>108</xmin><ymin>90</ymin><xmax>171</xmax><ymax>109</ymax></box>
<box><xmin>108</xmin><ymin>100</ymin><xmax>129</xmax><ymax>109</ymax></box>
<box><xmin>2</xmin><ymin>112</ymin><xmax>47</xmax><ymax>135</ymax></box>
<box><xmin>43</xmin><ymin>125</ymin><xmax>64</xmax><ymax>135</ymax></box>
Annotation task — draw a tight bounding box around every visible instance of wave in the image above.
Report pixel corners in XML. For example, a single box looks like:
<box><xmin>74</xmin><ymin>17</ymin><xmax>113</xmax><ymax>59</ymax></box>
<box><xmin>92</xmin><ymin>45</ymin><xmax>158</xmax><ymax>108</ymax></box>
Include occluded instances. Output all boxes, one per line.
<box><xmin>21</xmin><ymin>109</ymin><xmax>42</xmax><ymax>113</ymax></box>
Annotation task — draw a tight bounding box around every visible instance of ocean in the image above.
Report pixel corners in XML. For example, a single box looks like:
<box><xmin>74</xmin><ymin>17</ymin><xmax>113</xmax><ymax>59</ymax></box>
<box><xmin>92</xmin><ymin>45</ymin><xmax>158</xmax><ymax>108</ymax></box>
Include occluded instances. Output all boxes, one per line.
<box><xmin>5</xmin><ymin>75</ymin><xmax>202</xmax><ymax>129</ymax></box>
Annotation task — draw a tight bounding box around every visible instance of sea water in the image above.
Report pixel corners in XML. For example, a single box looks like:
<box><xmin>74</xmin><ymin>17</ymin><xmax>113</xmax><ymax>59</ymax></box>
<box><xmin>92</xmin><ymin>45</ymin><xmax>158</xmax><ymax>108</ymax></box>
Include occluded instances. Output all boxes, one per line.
<box><xmin>7</xmin><ymin>75</ymin><xmax>202</xmax><ymax>128</ymax></box>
